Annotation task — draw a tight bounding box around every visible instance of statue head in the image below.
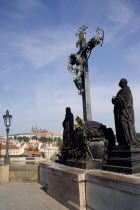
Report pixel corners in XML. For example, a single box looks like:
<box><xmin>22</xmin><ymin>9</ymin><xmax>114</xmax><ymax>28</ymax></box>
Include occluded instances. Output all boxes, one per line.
<box><xmin>66</xmin><ymin>107</ymin><xmax>71</xmax><ymax>114</ymax></box>
<box><xmin>69</xmin><ymin>54</ymin><xmax>76</xmax><ymax>65</ymax></box>
<box><xmin>119</xmin><ymin>78</ymin><xmax>128</xmax><ymax>88</ymax></box>
<box><xmin>75</xmin><ymin>116</ymin><xmax>83</xmax><ymax>124</ymax></box>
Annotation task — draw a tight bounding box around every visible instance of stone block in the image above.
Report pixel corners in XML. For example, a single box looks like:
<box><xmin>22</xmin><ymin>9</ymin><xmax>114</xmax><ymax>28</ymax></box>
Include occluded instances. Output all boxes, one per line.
<box><xmin>10</xmin><ymin>164</ymin><xmax>38</xmax><ymax>171</ymax></box>
<box><xmin>39</xmin><ymin>162</ymin><xmax>86</xmax><ymax>210</ymax></box>
<box><xmin>9</xmin><ymin>171</ymin><xmax>38</xmax><ymax>182</ymax></box>
<box><xmin>103</xmin><ymin>145</ymin><xmax>140</xmax><ymax>174</ymax></box>
<box><xmin>0</xmin><ymin>165</ymin><xmax>9</xmax><ymax>184</ymax></box>
<box><xmin>86</xmin><ymin>170</ymin><xmax>140</xmax><ymax>210</ymax></box>
<box><xmin>9</xmin><ymin>164</ymin><xmax>38</xmax><ymax>182</ymax></box>
<box><xmin>66</xmin><ymin>159</ymin><xmax>105</xmax><ymax>170</ymax></box>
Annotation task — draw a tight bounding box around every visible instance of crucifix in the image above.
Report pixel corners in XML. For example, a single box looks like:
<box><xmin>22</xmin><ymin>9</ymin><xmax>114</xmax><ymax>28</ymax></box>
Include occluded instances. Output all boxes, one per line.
<box><xmin>67</xmin><ymin>25</ymin><xmax>104</xmax><ymax>121</ymax></box>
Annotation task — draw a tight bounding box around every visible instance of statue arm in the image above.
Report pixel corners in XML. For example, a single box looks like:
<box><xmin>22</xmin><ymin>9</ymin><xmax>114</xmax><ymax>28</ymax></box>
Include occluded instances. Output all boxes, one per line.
<box><xmin>112</xmin><ymin>93</ymin><xmax>126</xmax><ymax>110</ymax></box>
<box><xmin>112</xmin><ymin>95</ymin><xmax>122</xmax><ymax>105</ymax></box>
<box><xmin>112</xmin><ymin>89</ymin><xmax>123</xmax><ymax>104</ymax></box>
<box><xmin>67</xmin><ymin>64</ymin><xmax>76</xmax><ymax>74</ymax></box>
<box><xmin>67</xmin><ymin>55</ymin><xmax>76</xmax><ymax>73</ymax></box>
<box><xmin>63</xmin><ymin>118</ymin><xmax>67</xmax><ymax>128</ymax></box>
<box><xmin>112</xmin><ymin>96</ymin><xmax>116</xmax><ymax>105</ymax></box>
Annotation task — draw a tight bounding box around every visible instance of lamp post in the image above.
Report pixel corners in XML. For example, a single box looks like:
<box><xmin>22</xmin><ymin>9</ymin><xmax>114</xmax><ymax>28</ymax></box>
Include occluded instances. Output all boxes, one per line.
<box><xmin>3</xmin><ymin>110</ymin><xmax>12</xmax><ymax>164</ymax></box>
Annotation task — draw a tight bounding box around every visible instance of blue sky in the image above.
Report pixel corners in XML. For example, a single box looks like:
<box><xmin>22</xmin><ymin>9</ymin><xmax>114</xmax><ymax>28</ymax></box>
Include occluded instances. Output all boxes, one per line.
<box><xmin>0</xmin><ymin>0</ymin><xmax>140</xmax><ymax>136</ymax></box>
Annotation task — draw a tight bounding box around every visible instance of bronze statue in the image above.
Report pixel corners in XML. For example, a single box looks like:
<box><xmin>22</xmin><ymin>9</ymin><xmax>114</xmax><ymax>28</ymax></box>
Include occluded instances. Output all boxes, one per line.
<box><xmin>74</xmin><ymin>116</ymin><xmax>83</xmax><ymax>128</ymax></box>
<box><xmin>67</xmin><ymin>53</ymin><xmax>85</xmax><ymax>95</ymax></box>
<box><xmin>112</xmin><ymin>78</ymin><xmax>138</xmax><ymax>146</ymax></box>
<box><xmin>62</xmin><ymin>107</ymin><xmax>74</xmax><ymax>147</ymax></box>
<box><xmin>67</xmin><ymin>26</ymin><xmax>104</xmax><ymax>97</ymax></box>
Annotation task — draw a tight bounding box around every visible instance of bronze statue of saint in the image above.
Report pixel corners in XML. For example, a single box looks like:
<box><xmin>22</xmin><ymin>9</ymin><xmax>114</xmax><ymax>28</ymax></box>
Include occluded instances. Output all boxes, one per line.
<box><xmin>67</xmin><ymin>54</ymin><xmax>85</xmax><ymax>95</ymax></box>
<box><xmin>62</xmin><ymin>107</ymin><xmax>74</xmax><ymax>147</ymax></box>
<box><xmin>112</xmin><ymin>78</ymin><xmax>139</xmax><ymax>146</ymax></box>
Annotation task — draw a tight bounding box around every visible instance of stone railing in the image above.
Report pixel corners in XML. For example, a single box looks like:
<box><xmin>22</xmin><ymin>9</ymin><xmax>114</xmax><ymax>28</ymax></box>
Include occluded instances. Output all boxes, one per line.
<box><xmin>39</xmin><ymin>162</ymin><xmax>140</xmax><ymax>210</ymax></box>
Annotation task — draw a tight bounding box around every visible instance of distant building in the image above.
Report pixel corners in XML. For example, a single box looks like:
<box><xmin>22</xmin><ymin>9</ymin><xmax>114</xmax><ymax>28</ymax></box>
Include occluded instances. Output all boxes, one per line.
<box><xmin>0</xmin><ymin>138</ymin><xmax>59</xmax><ymax>159</ymax></box>
<box><xmin>34</xmin><ymin>132</ymin><xmax>54</xmax><ymax>139</ymax></box>
<box><xmin>0</xmin><ymin>139</ymin><xmax>7</xmax><ymax>145</ymax></box>
<box><xmin>0</xmin><ymin>139</ymin><xmax>14</xmax><ymax>145</ymax></box>
<box><xmin>33</xmin><ymin>132</ymin><xmax>62</xmax><ymax>140</ymax></box>
<box><xmin>45</xmin><ymin>147</ymin><xmax>58</xmax><ymax>159</ymax></box>
<box><xmin>21</xmin><ymin>151</ymin><xmax>42</xmax><ymax>157</ymax></box>
<box><xmin>7</xmin><ymin>126</ymin><xmax>63</xmax><ymax>142</ymax></box>
<box><xmin>0</xmin><ymin>145</ymin><xmax>22</xmax><ymax>155</ymax></box>
<box><xmin>39</xmin><ymin>142</ymin><xmax>59</xmax><ymax>158</ymax></box>
<box><xmin>31</xmin><ymin>125</ymin><xmax>48</xmax><ymax>134</ymax></box>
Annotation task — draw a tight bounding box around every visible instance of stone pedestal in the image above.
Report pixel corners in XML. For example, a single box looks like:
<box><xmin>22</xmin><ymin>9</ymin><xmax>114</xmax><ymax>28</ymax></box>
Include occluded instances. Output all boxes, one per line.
<box><xmin>66</xmin><ymin>159</ymin><xmax>105</xmax><ymax>170</ymax></box>
<box><xmin>103</xmin><ymin>145</ymin><xmax>140</xmax><ymax>174</ymax></box>
<box><xmin>38</xmin><ymin>162</ymin><xmax>86</xmax><ymax>210</ymax></box>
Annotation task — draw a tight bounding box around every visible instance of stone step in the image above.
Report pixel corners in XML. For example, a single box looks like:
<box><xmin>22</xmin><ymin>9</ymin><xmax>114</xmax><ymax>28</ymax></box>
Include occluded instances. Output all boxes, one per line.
<box><xmin>107</xmin><ymin>157</ymin><xmax>140</xmax><ymax>167</ymax></box>
<box><xmin>103</xmin><ymin>164</ymin><xmax>140</xmax><ymax>174</ymax></box>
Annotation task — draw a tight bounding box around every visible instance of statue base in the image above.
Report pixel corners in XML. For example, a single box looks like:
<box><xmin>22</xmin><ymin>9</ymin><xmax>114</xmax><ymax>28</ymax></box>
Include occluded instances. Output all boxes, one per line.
<box><xmin>55</xmin><ymin>147</ymin><xmax>69</xmax><ymax>164</ymax></box>
<box><xmin>56</xmin><ymin>121</ymin><xmax>116</xmax><ymax>169</ymax></box>
<box><xmin>66</xmin><ymin>159</ymin><xmax>106</xmax><ymax>170</ymax></box>
<box><xmin>103</xmin><ymin>145</ymin><xmax>140</xmax><ymax>174</ymax></box>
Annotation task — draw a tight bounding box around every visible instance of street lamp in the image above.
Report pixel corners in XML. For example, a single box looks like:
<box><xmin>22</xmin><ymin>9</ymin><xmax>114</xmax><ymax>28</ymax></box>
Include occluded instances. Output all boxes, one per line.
<box><xmin>3</xmin><ymin>110</ymin><xmax>12</xmax><ymax>164</ymax></box>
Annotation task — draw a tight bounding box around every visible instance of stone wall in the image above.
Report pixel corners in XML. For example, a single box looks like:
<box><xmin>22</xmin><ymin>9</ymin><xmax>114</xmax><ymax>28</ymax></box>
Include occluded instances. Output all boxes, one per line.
<box><xmin>0</xmin><ymin>163</ymin><xmax>38</xmax><ymax>184</ymax></box>
<box><xmin>39</xmin><ymin>162</ymin><xmax>86</xmax><ymax>210</ymax></box>
<box><xmin>86</xmin><ymin>170</ymin><xmax>140</xmax><ymax>210</ymax></box>
<box><xmin>0</xmin><ymin>157</ymin><xmax>44</xmax><ymax>162</ymax></box>
<box><xmin>0</xmin><ymin>165</ymin><xmax>9</xmax><ymax>184</ymax></box>
<box><xmin>9</xmin><ymin>164</ymin><xmax>38</xmax><ymax>182</ymax></box>
<box><xmin>39</xmin><ymin>162</ymin><xmax>140</xmax><ymax>210</ymax></box>
<box><xmin>1</xmin><ymin>162</ymin><xmax>140</xmax><ymax>209</ymax></box>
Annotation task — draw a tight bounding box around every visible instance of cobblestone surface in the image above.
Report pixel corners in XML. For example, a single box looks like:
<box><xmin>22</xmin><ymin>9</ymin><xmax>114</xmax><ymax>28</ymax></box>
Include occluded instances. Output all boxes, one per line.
<box><xmin>0</xmin><ymin>182</ymin><xmax>68</xmax><ymax>210</ymax></box>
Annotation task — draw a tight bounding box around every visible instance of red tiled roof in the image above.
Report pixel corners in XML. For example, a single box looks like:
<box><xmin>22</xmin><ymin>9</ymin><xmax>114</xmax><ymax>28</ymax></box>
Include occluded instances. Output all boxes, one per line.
<box><xmin>1</xmin><ymin>145</ymin><xmax>19</xmax><ymax>149</ymax></box>
<box><xmin>21</xmin><ymin>151</ymin><xmax>42</xmax><ymax>156</ymax></box>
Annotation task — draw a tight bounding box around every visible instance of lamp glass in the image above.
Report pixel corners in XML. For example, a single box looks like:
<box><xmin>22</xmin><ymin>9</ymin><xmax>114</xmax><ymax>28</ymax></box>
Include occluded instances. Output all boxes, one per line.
<box><xmin>3</xmin><ymin>110</ymin><xmax>12</xmax><ymax>127</ymax></box>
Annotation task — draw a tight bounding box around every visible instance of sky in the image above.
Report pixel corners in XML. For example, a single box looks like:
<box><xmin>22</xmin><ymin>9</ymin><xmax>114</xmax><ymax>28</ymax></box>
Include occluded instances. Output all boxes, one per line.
<box><xmin>0</xmin><ymin>0</ymin><xmax>140</xmax><ymax>136</ymax></box>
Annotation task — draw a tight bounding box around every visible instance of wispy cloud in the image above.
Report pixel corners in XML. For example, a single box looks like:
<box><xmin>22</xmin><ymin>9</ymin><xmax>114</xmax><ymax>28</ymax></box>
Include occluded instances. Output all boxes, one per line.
<box><xmin>0</xmin><ymin>26</ymin><xmax>76</xmax><ymax>71</ymax></box>
<box><xmin>91</xmin><ymin>82</ymin><xmax>140</xmax><ymax>131</ymax></box>
<box><xmin>14</xmin><ymin>31</ymin><xmax>74</xmax><ymax>69</ymax></box>
<box><xmin>0</xmin><ymin>0</ymin><xmax>45</xmax><ymax>19</ymax></box>
<box><xmin>105</xmin><ymin>0</ymin><xmax>140</xmax><ymax>45</ymax></box>
<box><xmin>11</xmin><ymin>81</ymin><xmax>140</xmax><ymax>134</ymax></box>
<box><xmin>12</xmin><ymin>0</ymin><xmax>44</xmax><ymax>10</ymax></box>
<box><xmin>124</xmin><ymin>44</ymin><xmax>140</xmax><ymax>67</ymax></box>
<box><xmin>109</xmin><ymin>1</ymin><xmax>134</xmax><ymax>24</ymax></box>
<box><xmin>3</xmin><ymin>85</ymin><xmax>12</xmax><ymax>92</ymax></box>
<box><xmin>0</xmin><ymin>0</ymin><xmax>140</xmax><ymax>136</ymax></box>
<box><xmin>12</xmin><ymin>85</ymin><xmax>83</xmax><ymax>134</ymax></box>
